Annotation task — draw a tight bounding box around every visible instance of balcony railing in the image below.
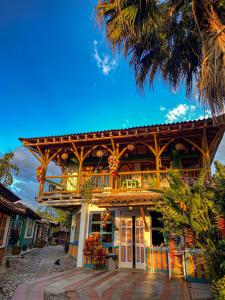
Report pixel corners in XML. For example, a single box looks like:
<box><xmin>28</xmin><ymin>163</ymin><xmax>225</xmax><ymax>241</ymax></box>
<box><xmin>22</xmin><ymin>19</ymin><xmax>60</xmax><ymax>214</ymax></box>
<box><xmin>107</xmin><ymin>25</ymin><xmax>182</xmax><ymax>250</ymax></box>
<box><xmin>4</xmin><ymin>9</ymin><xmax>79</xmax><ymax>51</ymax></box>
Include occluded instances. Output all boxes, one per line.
<box><xmin>42</xmin><ymin>168</ymin><xmax>204</xmax><ymax>197</ymax></box>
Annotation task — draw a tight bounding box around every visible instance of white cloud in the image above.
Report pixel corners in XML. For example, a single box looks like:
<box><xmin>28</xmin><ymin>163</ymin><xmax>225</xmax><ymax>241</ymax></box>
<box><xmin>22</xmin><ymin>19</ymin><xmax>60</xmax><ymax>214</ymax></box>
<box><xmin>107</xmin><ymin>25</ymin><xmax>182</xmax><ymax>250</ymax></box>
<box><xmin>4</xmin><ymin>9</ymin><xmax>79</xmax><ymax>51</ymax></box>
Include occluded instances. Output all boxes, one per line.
<box><xmin>164</xmin><ymin>103</ymin><xmax>212</xmax><ymax>123</ymax></box>
<box><xmin>11</xmin><ymin>147</ymin><xmax>60</xmax><ymax>208</ymax></box>
<box><xmin>159</xmin><ymin>106</ymin><xmax>166</xmax><ymax>112</ymax></box>
<box><xmin>93</xmin><ymin>40</ymin><xmax>117</xmax><ymax>75</ymax></box>
<box><xmin>166</xmin><ymin>104</ymin><xmax>192</xmax><ymax>122</ymax></box>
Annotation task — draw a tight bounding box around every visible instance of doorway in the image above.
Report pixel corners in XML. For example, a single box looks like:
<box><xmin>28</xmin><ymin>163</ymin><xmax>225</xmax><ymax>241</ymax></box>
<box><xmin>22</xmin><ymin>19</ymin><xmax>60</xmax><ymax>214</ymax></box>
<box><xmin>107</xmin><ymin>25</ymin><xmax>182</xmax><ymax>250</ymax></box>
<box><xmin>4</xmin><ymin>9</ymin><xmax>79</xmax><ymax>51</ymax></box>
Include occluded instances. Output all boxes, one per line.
<box><xmin>119</xmin><ymin>216</ymin><xmax>146</xmax><ymax>269</ymax></box>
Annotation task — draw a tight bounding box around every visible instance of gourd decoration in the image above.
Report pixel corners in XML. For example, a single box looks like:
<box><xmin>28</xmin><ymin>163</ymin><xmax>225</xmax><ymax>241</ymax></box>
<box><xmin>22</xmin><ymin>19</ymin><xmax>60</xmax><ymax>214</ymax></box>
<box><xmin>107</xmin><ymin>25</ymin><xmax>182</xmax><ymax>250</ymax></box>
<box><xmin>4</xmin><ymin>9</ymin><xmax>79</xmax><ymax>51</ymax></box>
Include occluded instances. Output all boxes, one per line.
<box><xmin>101</xmin><ymin>212</ymin><xmax>110</xmax><ymax>229</ymax></box>
<box><xmin>36</xmin><ymin>165</ymin><xmax>46</xmax><ymax>182</ymax></box>
<box><xmin>108</xmin><ymin>154</ymin><xmax>119</xmax><ymax>176</ymax></box>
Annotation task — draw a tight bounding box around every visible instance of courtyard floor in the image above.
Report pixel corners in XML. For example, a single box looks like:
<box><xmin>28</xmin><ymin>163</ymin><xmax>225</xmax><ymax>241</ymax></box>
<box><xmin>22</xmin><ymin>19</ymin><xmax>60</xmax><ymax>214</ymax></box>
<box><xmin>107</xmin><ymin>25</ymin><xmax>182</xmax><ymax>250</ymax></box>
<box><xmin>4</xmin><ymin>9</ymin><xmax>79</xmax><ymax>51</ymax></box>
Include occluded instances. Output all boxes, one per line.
<box><xmin>0</xmin><ymin>246</ymin><xmax>213</xmax><ymax>300</ymax></box>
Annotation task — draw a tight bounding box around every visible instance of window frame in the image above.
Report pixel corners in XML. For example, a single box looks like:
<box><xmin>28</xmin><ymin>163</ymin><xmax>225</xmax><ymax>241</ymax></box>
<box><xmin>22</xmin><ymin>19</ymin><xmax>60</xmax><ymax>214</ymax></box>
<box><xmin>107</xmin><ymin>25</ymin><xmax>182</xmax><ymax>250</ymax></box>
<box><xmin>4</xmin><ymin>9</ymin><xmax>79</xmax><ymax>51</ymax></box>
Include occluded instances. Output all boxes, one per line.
<box><xmin>25</xmin><ymin>218</ymin><xmax>35</xmax><ymax>238</ymax></box>
<box><xmin>89</xmin><ymin>211</ymin><xmax>114</xmax><ymax>247</ymax></box>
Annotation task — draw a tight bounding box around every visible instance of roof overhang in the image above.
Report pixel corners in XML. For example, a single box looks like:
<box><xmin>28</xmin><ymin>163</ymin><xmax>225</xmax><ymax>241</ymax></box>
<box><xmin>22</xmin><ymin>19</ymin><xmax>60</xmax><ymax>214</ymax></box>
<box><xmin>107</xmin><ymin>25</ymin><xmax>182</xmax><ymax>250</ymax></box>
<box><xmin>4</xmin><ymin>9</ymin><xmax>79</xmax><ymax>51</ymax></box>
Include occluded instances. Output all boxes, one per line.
<box><xmin>93</xmin><ymin>191</ymin><xmax>161</xmax><ymax>208</ymax></box>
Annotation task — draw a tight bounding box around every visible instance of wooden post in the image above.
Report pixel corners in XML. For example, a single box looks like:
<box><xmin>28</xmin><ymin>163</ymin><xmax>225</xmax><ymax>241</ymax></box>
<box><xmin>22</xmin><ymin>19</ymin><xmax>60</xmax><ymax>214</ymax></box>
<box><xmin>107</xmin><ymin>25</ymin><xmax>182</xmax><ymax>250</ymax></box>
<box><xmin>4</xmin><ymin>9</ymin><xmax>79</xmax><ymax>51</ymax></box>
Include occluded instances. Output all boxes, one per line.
<box><xmin>140</xmin><ymin>206</ymin><xmax>149</xmax><ymax>232</ymax></box>
<box><xmin>202</xmin><ymin>127</ymin><xmax>210</xmax><ymax>176</ymax></box>
<box><xmin>154</xmin><ymin>134</ymin><xmax>160</xmax><ymax>188</ymax></box>
<box><xmin>78</xmin><ymin>147</ymin><xmax>84</xmax><ymax>193</ymax></box>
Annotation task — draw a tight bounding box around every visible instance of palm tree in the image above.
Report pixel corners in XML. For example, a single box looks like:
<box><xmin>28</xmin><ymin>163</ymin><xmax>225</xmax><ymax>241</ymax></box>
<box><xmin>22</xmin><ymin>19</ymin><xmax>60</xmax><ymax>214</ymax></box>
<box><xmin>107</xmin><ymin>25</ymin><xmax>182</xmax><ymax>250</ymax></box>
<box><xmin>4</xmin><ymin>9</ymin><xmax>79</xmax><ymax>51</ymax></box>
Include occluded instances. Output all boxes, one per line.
<box><xmin>152</xmin><ymin>169</ymin><xmax>225</xmax><ymax>282</ymax></box>
<box><xmin>96</xmin><ymin>0</ymin><xmax>225</xmax><ymax>121</ymax></box>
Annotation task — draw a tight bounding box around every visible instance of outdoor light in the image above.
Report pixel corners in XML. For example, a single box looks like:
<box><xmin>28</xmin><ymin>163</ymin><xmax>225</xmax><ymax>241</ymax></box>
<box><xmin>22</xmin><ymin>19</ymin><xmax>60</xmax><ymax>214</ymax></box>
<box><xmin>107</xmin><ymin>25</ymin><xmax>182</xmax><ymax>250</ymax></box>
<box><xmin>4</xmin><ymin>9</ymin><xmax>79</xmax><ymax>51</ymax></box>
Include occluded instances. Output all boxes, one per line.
<box><xmin>61</xmin><ymin>153</ymin><xmax>68</xmax><ymax>160</ymax></box>
<box><xmin>96</xmin><ymin>150</ymin><xmax>104</xmax><ymax>158</ymax></box>
<box><xmin>128</xmin><ymin>206</ymin><xmax>133</xmax><ymax>211</ymax></box>
<box><xmin>127</xmin><ymin>144</ymin><xmax>135</xmax><ymax>151</ymax></box>
<box><xmin>175</xmin><ymin>142</ymin><xmax>184</xmax><ymax>151</ymax></box>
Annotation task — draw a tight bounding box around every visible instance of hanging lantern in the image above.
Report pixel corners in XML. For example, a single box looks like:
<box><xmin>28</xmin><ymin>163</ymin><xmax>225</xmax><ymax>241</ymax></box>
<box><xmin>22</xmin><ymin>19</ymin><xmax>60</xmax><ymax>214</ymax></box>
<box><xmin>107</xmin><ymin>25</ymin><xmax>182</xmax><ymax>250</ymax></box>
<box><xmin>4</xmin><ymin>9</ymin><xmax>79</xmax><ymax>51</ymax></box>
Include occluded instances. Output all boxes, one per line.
<box><xmin>175</xmin><ymin>143</ymin><xmax>184</xmax><ymax>151</ymax></box>
<box><xmin>61</xmin><ymin>152</ymin><xmax>68</xmax><ymax>160</ymax></box>
<box><xmin>96</xmin><ymin>150</ymin><xmax>104</xmax><ymax>158</ymax></box>
<box><xmin>127</xmin><ymin>144</ymin><xmax>135</xmax><ymax>151</ymax></box>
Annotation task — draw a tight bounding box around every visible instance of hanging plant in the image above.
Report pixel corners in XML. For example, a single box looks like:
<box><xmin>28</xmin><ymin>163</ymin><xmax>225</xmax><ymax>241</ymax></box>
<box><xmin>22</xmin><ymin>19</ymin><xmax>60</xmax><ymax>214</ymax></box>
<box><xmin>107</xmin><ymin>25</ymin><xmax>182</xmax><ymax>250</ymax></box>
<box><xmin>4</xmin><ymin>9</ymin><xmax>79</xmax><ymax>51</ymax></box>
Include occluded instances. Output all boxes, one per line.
<box><xmin>108</xmin><ymin>154</ymin><xmax>119</xmax><ymax>176</ymax></box>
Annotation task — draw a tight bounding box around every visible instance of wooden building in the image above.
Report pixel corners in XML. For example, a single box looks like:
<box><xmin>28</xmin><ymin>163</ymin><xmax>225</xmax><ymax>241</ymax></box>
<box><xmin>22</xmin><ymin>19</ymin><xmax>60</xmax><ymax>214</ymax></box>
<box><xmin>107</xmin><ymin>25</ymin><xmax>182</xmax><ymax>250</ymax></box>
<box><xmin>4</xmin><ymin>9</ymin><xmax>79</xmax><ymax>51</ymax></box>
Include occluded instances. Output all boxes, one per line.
<box><xmin>19</xmin><ymin>118</ymin><xmax>224</xmax><ymax>271</ymax></box>
<box><xmin>0</xmin><ymin>184</ymin><xmax>24</xmax><ymax>264</ymax></box>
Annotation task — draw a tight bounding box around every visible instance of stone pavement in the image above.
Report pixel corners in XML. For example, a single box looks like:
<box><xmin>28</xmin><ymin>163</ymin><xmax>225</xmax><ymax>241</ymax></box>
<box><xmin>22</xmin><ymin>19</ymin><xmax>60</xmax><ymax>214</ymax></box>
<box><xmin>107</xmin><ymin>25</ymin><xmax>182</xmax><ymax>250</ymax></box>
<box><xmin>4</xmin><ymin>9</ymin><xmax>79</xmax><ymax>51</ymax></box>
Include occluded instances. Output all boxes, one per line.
<box><xmin>0</xmin><ymin>246</ymin><xmax>64</xmax><ymax>300</ymax></box>
<box><xmin>13</xmin><ymin>269</ymin><xmax>192</xmax><ymax>300</ymax></box>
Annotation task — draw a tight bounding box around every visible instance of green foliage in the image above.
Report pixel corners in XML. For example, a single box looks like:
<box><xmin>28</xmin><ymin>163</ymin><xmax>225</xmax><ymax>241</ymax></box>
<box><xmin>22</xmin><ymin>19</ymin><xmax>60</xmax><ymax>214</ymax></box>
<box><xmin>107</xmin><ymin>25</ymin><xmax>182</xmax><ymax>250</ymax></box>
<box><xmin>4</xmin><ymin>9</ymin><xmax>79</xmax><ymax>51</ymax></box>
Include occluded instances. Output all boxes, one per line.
<box><xmin>213</xmin><ymin>161</ymin><xmax>225</xmax><ymax>215</ymax></box>
<box><xmin>36</xmin><ymin>207</ymin><xmax>57</xmax><ymax>222</ymax></box>
<box><xmin>36</xmin><ymin>207</ymin><xmax>72</xmax><ymax>230</ymax></box>
<box><xmin>153</xmin><ymin>166</ymin><xmax>225</xmax><ymax>282</ymax></box>
<box><xmin>0</xmin><ymin>152</ymin><xmax>19</xmax><ymax>186</ymax></box>
<box><xmin>212</xmin><ymin>276</ymin><xmax>225</xmax><ymax>300</ymax></box>
<box><xmin>96</xmin><ymin>0</ymin><xmax>225</xmax><ymax>120</ymax></box>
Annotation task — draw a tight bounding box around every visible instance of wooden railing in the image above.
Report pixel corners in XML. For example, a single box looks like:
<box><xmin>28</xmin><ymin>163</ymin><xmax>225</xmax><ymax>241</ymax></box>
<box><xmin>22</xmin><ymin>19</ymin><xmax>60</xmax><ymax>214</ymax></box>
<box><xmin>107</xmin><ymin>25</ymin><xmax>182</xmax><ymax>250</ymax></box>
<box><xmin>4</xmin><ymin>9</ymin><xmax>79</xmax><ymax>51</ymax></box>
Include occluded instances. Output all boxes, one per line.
<box><xmin>42</xmin><ymin>168</ymin><xmax>204</xmax><ymax>196</ymax></box>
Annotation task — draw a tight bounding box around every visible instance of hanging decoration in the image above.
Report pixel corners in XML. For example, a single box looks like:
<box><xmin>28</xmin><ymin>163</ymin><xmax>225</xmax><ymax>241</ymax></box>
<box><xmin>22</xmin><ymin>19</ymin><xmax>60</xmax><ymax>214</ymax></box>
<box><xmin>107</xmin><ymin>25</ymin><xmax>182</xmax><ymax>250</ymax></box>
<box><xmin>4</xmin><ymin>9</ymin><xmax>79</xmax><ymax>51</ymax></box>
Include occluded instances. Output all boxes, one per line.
<box><xmin>101</xmin><ymin>212</ymin><xmax>110</xmax><ymax>229</ymax></box>
<box><xmin>175</xmin><ymin>142</ymin><xmax>185</xmax><ymax>151</ymax></box>
<box><xmin>96</xmin><ymin>150</ymin><xmax>104</xmax><ymax>158</ymax></box>
<box><xmin>61</xmin><ymin>152</ymin><xmax>68</xmax><ymax>160</ymax></box>
<box><xmin>108</xmin><ymin>154</ymin><xmax>119</xmax><ymax>176</ymax></box>
<box><xmin>101</xmin><ymin>212</ymin><xmax>110</xmax><ymax>223</ymax></box>
<box><xmin>169</xmin><ymin>238</ymin><xmax>176</xmax><ymax>267</ymax></box>
<box><xmin>36</xmin><ymin>165</ymin><xmax>46</xmax><ymax>183</ymax></box>
<box><xmin>127</xmin><ymin>144</ymin><xmax>135</xmax><ymax>151</ymax></box>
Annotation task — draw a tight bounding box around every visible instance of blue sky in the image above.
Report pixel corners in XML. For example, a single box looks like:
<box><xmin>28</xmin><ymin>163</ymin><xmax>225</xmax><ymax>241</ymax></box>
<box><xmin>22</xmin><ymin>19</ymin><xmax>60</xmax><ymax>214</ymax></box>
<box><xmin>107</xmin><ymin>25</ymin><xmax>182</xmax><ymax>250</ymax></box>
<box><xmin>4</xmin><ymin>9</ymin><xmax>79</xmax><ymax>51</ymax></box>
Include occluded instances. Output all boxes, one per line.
<box><xmin>0</xmin><ymin>0</ymin><xmax>224</xmax><ymax>207</ymax></box>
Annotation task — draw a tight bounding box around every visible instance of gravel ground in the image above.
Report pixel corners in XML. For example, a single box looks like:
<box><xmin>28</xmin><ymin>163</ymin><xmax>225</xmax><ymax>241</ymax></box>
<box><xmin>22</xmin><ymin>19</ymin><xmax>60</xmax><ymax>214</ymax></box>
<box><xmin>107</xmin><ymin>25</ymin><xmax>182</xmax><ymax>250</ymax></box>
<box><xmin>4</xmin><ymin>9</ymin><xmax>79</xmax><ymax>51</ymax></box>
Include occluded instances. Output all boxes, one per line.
<box><xmin>0</xmin><ymin>246</ymin><xmax>75</xmax><ymax>300</ymax></box>
<box><xmin>50</xmin><ymin>254</ymin><xmax>77</xmax><ymax>273</ymax></box>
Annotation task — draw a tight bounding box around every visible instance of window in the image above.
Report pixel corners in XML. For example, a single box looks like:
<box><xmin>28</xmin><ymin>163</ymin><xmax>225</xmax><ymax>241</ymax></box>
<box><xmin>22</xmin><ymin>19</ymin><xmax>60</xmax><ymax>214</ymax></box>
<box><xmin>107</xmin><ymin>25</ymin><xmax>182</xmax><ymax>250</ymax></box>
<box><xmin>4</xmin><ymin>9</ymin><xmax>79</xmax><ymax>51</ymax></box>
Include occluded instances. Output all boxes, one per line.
<box><xmin>74</xmin><ymin>214</ymin><xmax>80</xmax><ymax>242</ymax></box>
<box><xmin>0</xmin><ymin>213</ymin><xmax>8</xmax><ymax>246</ymax></box>
<box><xmin>25</xmin><ymin>218</ymin><xmax>34</xmax><ymax>238</ymax></box>
<box><xmin>89</xmin><ymin>212</ymin><xmax>114</xmax><ymax>245</ymax></box>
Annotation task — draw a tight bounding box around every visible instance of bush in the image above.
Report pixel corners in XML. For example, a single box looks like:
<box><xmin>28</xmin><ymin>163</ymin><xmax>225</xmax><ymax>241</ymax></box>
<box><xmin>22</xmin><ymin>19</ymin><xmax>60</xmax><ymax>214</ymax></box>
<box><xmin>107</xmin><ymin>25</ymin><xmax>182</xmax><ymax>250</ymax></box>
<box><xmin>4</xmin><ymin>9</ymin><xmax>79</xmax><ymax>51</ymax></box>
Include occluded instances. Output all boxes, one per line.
<box><xmin>212</xmin><ymin>276</ymin><xmax>225</xmax><ymax>300</ymax></box>
<box><xmin>83</xmin><ymin>233</ymin><xmax>106</xmax><ymax>269</ymax></box>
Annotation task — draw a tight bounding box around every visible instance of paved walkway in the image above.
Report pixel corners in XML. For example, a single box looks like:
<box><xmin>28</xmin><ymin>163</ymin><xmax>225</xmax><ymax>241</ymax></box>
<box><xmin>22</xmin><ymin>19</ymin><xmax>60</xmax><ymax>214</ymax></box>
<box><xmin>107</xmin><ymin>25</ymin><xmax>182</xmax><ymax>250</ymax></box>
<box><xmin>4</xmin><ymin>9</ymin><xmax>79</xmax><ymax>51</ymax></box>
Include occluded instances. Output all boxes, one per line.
<box><xmin>13</xmin><ymin>269</ymin><xmax>191</xmax><ymax>300</ymax></box>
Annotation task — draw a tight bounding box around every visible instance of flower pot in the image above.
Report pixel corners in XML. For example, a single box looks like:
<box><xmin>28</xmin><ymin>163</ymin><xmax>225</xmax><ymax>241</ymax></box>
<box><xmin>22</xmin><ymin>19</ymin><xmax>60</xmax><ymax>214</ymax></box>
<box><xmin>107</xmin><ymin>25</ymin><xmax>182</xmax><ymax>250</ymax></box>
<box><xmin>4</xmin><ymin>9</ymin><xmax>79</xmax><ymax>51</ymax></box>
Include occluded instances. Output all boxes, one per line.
<box><xmin>12</xmin><ymin>246</ymin><xmax>21</xmax><ymax>255</ymax></box>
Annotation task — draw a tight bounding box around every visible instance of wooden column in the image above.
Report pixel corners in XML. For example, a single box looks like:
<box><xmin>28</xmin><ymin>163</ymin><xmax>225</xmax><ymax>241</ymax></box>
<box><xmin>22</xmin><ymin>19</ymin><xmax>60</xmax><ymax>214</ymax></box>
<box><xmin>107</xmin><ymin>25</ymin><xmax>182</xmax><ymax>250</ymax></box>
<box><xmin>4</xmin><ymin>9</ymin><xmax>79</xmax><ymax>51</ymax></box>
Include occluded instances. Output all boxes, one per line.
<box><xmin>78</xmin><ymin>147</ymin><xmax>84</xmax><ymax>193</ymax></box>
<box><xmin>140</xmin><ymin>207</ymin><xmax>149</xmax><ymax>232</ymax></box>
<box><xmin>202</xmin><ymin>127</ymin><xmax>210</xmax><ymax>176</ymax></box>
<box><xmin>154</xmin><ymin>133</ymin><xmax>160</xmax><ymax>188</ymax></box>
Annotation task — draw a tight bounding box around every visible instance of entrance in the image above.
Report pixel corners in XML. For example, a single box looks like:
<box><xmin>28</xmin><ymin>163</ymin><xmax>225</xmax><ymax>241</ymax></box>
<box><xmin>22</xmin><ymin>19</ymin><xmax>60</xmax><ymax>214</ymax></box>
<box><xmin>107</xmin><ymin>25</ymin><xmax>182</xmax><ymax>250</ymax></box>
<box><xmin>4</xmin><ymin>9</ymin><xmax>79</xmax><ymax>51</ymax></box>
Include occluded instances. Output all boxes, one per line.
<box><xmin>119</xmin><ymin>217</ymin><xmax>146</xmax><ymax>269</ymax></box>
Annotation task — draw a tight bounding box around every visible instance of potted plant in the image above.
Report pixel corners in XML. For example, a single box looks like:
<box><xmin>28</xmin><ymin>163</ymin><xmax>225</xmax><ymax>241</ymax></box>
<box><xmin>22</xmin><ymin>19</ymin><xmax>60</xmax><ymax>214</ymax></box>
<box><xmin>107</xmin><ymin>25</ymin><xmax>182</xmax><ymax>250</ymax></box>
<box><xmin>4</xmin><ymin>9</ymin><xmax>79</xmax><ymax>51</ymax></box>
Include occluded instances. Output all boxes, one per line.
<box><xmin>83</xmin><ymin>233</ymin><xmax>106</xmax><ymax>270</ymax></box>
<box><xmin>10</xmin><ymin>228</ymin><xmax>21</xmax><ymax>255</ymax></box>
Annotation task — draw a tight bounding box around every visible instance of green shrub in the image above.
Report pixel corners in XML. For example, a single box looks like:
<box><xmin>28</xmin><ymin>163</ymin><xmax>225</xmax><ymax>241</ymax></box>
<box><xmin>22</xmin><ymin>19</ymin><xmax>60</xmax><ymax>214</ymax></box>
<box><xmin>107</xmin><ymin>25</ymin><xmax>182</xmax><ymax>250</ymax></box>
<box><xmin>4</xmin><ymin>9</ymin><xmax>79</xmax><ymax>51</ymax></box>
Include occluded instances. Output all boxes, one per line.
<box><xmin>212</xmin><ymin>276</ymin><xmax>225</xmax><ymax>300</ymax></box>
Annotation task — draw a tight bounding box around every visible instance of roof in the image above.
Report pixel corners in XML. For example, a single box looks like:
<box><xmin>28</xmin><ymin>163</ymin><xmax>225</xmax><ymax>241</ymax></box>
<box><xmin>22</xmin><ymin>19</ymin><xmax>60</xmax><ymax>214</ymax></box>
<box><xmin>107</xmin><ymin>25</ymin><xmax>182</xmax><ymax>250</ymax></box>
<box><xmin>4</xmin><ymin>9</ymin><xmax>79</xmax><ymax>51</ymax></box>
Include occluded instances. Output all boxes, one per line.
<box><xmin>0</xmin><ymin>183</ymin><xmax>21</xmax><ymax>203</ymax></box>
<box><xmin>0</xmin><ymin>196</ymin><xmax>25</xmax><ymax>215</ymax></box>
<box><xmin>19</xmin><ymin>118</ymin><xmax>219</xmax><ymax>143</ymax></box>
<box><xmin>15</xmin><ymin>202</ymin><xmax>41</xmax><ymax>220</ymax></box>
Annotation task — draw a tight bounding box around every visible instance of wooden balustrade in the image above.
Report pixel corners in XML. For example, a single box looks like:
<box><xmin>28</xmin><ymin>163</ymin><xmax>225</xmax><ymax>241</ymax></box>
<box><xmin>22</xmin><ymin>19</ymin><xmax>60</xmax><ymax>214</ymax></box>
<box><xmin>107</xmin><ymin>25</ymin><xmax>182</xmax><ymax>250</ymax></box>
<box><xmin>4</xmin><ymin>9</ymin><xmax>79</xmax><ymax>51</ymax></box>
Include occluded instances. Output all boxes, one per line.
<box><xmin>42</xmin><ymin>168</ymin><xmax>203</xmax><ymax>196</ymax></box>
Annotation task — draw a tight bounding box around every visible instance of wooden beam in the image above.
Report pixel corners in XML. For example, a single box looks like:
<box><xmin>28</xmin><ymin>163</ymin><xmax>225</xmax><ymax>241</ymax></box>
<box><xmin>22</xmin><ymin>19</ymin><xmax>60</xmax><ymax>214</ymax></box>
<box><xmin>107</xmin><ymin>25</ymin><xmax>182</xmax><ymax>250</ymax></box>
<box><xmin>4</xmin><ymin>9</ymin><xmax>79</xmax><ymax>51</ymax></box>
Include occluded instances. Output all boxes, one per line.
<box><xmin>26</xmin><ymin>147</ymin><xmax>42</xmax><ymax>163</ymax></box>
<box><xmin>140</xmin><ymin>206</ymin><xmax>149</xmax><ymax>232</ymax></box>
<box><xmin>181</xmin><ymin>137</ymin><xmax>204</xmax><ymax>154</ymax></box>
<box><xmin>105</xmin><ymin>207</ymin><xmax>118</xmax><ymax>231</ymax></box>
<box><xmin>47</xmin><ymin>149</ymin><xmax>62</xmax><ymax>165</ymax></box>
<box><xmin>71</xmin><ymin>142</ymin><xmax>81</xmax><ymax>162</ymax></box>
<box><xmin>209</xmin><ymin>126</ymin><xmax>225</xmax><ymax>156</ymax></box>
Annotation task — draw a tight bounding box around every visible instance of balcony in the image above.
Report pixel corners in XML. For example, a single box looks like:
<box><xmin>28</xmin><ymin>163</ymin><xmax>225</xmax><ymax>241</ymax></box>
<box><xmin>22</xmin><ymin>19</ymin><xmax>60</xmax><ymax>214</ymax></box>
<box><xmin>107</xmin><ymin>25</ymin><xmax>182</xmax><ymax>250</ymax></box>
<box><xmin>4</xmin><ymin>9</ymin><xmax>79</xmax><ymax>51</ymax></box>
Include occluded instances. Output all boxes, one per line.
<box><xmin>39</xmin><ymin>168</ymin><xmax>203</xmax><ymax>203</ymax></box>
